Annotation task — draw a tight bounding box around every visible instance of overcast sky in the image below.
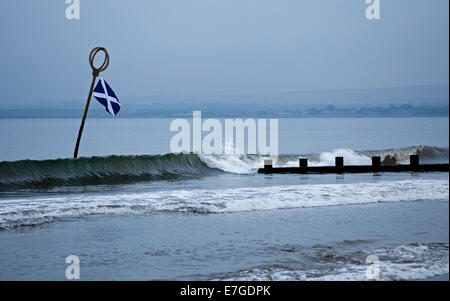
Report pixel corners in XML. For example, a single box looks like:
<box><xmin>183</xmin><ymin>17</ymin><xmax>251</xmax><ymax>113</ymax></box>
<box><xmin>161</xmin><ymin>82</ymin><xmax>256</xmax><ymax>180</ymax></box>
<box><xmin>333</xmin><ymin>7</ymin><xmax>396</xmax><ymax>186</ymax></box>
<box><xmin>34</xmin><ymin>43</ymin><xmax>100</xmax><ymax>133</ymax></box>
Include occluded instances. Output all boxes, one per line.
<box><xmin>0</xmin><ymin>0</ymin><xmax>448</xmax><ymax>103</ymax></box>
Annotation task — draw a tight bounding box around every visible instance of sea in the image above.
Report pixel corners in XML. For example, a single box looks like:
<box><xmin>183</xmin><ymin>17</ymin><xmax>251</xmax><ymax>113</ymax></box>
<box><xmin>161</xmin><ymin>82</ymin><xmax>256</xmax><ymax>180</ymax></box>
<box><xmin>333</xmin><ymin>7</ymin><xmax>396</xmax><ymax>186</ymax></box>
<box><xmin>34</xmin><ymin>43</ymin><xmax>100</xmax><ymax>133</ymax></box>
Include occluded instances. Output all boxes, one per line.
<box><xmin>0</xmin><ymin>117</ymin><xmax>448</xmax><ymax>280</ymax></box>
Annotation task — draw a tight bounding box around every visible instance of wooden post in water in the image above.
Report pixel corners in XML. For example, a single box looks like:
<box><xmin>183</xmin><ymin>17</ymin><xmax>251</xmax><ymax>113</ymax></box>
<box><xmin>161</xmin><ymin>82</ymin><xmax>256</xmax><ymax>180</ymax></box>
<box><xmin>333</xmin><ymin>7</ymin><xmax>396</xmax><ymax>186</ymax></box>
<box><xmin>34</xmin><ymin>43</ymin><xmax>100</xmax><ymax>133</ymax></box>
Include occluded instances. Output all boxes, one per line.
<box><xmin>335</xmin><ymin>157</ymin><xmax>344</xmax><ymax>168</ymax></box>
<box><xmin>372</xmin><ymin>156</ymin><xmax>381</xmax><ymax>171</ymax></box>
<box><xmin>73</xmin><ymin>47</ymin><xmax>110</xmax><ymax>159</ymax></box>
<box><xmin>410</xmin><ymin>155</ymin><xmax>419</xmax><ymax>170</ymax></box>
<box><xmin>372</xmin><ymin>156</ymin><xmax>381</xmax><ymax>166</ymax></box>
<box><xmin>299</xmin><ymin>158</ymin><xmax>308</xmax><ymax>168</ymax></box>
<box><xmin>299</xmin><ymin>158</ymin><xmax>308</xmax><ymax>173</ymax></box>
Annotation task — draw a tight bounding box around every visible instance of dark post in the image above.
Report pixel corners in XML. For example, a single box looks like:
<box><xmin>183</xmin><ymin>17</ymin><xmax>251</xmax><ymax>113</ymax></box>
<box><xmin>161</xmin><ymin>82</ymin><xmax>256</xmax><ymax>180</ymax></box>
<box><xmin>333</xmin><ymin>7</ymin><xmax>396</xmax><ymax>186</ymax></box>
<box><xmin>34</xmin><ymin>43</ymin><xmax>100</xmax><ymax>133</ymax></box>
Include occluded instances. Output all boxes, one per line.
<box><xmin>410</xmin><ymin>155</ymin><xmax>419</xmax><ymax>169</ymax></box>
<box><xmin>73</xmin><ymin>47</ymin><xmax>110</xmax><ymax>159</ymax></box>
<box><xmin>372</xmin><ymin>156</ymin><xmax>381</xmax><ymax>166</ymax></box>
<box><xmin>299</xmin><ymin>158</ymin><xmax>308</xmax><ymax>168</ymax></box>
<box><xmin>372</xmin><ymin>156</ymin><xmax>381</xmax><ymax>172</ymax></box>
<box><xmin>335</xmin><ymin>157</ymin><xmax>344</xmax><ymax>168</ymax></box>
<box><xmin>264</xmin><ymin>159</ymin><xmax>273</xmax><ymax>169</ymax></box>
<box><xmin>299</xmin><ymin>158</ymin><xmax>308</xmax><ymax>174</ymax></box>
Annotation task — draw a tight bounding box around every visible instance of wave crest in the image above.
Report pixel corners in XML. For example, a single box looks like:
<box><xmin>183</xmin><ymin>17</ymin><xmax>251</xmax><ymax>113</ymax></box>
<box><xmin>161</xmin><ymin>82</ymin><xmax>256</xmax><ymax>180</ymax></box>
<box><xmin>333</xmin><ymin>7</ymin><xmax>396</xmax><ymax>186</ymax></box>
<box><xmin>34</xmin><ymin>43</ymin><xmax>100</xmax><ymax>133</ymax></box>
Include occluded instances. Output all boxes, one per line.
<box><xmin>0</xmin><ymin>145</ymin><xmax>447</xmax><ymax>188</ymax></box>
<box><xmin>0</xmin><ymin>179</ymin><xmax>448</xmax><ymax>229</ymax></box>
<box><xmin>0</xmin><ymin>153</ymin><xmax>216</xmax><ymax>188</ymax></box>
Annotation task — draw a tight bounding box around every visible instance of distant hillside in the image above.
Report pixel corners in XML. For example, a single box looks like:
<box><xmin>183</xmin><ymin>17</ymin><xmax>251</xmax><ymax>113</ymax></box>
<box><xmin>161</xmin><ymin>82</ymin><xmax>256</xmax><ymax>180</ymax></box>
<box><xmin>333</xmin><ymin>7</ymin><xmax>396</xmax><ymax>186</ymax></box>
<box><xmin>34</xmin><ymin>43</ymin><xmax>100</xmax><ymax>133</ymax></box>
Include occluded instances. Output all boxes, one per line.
<box><xmin>1</xmin><ymin>84</ymin><xmax>448</xmax><ymax>118</ymax></box>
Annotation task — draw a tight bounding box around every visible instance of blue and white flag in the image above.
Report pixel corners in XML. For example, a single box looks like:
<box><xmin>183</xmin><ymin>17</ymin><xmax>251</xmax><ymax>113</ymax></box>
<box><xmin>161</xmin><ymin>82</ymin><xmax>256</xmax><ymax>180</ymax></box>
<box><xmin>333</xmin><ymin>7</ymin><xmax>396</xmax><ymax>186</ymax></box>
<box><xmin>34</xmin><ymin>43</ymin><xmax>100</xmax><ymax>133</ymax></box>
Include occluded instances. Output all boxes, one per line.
<box><xmin>93</xmin><ymin>78</ymin><xmax>120</xmax><ymax>116</ymax></box>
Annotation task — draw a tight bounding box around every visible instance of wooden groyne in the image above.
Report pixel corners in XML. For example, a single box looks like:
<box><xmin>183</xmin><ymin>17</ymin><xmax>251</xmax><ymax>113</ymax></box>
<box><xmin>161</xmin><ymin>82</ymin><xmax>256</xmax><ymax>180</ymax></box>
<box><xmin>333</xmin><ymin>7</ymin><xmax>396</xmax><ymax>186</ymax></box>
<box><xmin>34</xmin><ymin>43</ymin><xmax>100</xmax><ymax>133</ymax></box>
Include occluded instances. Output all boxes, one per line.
<box><xmin>258</xmin><ymin>155</ymin><xmax>449</xmax><ymax>174</ymax></box>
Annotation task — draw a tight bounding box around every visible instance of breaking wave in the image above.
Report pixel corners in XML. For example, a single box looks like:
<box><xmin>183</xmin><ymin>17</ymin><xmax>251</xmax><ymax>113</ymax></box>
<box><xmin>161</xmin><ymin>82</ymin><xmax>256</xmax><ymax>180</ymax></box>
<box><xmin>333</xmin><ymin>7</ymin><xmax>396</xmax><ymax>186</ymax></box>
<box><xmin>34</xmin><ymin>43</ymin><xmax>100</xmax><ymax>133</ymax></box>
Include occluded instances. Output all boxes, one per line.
<box><xmin>0</xmin><ymin>145</ymin><xmax>448</xmax><ymax>188</ymax></box>
<box><xmin>0</xmin><ymin>179</ymin><xmax>448</xmax><ymax>229</ymax></box>
<box><xmin>0</xmin><ymin>153</ymin><xmax>217</xmax><ymax>188</ymax></box>
<box><xmin>212</xmin><ymin>242</ymin><xmax>449</xmax><ymax>281</ymax></box>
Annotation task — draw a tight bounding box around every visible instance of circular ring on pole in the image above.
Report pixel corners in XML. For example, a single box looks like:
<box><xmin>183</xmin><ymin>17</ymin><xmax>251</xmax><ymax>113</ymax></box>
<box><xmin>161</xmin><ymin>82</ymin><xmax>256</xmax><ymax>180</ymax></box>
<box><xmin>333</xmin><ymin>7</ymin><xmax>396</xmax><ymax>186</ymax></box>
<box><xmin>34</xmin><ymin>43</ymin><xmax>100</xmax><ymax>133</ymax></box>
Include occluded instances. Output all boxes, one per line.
<box><xmin>89</xmin><ymin>47</ymin><xmax>109</xmax><ymax>75</ymax></box>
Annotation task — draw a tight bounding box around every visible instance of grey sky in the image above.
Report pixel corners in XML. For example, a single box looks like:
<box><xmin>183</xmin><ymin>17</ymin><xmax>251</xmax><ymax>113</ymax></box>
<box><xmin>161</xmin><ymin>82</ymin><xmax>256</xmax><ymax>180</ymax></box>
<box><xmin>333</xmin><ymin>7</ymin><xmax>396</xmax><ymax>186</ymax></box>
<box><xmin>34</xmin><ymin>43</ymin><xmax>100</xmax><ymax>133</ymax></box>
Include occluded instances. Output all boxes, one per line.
<box><xmin>0</xmin><ymin>0</ymin><xmax>448</xmax><ymax>103</ymax></box>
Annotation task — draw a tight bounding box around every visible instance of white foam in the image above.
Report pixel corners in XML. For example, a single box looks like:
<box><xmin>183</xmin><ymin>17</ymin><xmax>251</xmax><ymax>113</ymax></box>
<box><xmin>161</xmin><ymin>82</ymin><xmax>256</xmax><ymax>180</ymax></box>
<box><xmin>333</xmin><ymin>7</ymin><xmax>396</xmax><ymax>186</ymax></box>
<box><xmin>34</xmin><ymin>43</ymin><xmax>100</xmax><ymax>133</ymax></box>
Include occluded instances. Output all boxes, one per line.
<box><xmin>279</xmin><ymin>149</ymin><xmax>373</xmax><ymax>168</ymax></box>
<box><xmin>0</xmin><ymin>179</ymin><xmax>448</xmax><ymax>228</ymax></box>
<box><xmin>198</xmin><ymin>154</ymin><xmax>261</xmax><ymax>174</ymax></box>
<box><xmin>198</xmin><ymin>148</ymin><xmax>399</xmax><ymax>174</ymax></box>
<box><xmin>215</xmin><ymin>243</ymin><xmax>449</xmax><ymax>281</ymax></box>
<box><xmin>315</xmin><ymin>149</ymin><xmax>372</xmax><ymax>166</ymax></box>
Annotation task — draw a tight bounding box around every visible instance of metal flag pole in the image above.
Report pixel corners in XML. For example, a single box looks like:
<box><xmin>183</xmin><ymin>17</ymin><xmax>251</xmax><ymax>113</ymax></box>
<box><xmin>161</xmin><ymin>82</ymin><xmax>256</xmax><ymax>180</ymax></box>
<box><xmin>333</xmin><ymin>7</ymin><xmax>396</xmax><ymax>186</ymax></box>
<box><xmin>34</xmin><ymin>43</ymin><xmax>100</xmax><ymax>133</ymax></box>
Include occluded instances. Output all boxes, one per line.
<box><xmin>73</xmin><ymin>47</ymin><xmax>110</xmax><ymax>159</ymax></box>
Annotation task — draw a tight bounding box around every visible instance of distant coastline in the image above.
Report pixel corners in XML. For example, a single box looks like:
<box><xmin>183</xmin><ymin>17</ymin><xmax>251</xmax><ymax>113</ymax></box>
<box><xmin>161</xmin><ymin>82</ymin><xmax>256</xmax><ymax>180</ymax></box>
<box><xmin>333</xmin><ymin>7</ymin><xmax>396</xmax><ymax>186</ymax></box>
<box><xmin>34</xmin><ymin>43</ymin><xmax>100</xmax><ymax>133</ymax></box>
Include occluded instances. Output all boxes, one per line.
<box><xmin>0</xmin><ymin>104</ymin><xmax>448</xmax><ymax>119</ymax></box>
<box><xmin>2</xmin><ymin>84</ymin><xmax>448</xmax><ymax>118</ymax></box>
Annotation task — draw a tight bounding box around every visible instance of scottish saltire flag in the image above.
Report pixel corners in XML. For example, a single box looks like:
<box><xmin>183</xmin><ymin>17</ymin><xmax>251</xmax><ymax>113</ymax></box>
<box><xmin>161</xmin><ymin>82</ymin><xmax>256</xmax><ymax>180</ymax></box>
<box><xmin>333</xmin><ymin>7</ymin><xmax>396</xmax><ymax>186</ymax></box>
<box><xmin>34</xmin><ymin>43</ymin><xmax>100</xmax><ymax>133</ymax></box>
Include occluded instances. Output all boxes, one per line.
<box><xmin>93</xmin><ymin>78</ymin><xmax>120</xmax><ymax>116</ymax></box>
